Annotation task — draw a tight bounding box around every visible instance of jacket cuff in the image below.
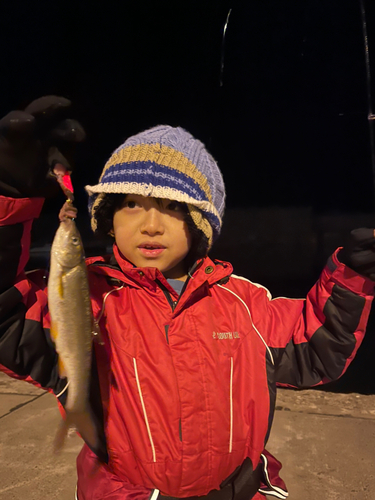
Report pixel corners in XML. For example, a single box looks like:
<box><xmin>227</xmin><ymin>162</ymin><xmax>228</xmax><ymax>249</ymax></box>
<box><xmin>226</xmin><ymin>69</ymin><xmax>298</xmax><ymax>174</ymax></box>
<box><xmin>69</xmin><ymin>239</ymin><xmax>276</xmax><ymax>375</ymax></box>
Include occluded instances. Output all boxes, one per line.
<box><xmin>327</xmin><ymin>248</ymin><xmax>375</xmax><ymax>296</ymax></box>
<box><xmin>0</xmin><ymin>196</ymin><xmax>44</xmax><ymax>226</ymax></box>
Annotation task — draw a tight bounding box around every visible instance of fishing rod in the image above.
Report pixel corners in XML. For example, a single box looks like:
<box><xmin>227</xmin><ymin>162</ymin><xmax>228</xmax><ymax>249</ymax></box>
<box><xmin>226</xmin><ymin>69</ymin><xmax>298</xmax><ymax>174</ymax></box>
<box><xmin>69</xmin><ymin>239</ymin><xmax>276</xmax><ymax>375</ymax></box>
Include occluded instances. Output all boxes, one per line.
<box><xmin>220</xmin><ymin>7</ymin><xmax>232</xmax><ymax>88</ymax></box>
<box><xmin>359</xmin><ymin>0</ymin><xmax>375</xmax><ymax>206</ymax></box>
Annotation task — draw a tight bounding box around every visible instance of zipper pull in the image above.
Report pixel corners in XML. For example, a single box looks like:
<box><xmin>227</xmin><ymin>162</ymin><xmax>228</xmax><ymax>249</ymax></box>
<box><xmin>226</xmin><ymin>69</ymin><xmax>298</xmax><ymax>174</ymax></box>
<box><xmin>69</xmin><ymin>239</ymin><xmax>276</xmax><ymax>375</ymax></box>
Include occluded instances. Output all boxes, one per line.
<box><xmin>172</xmin><ymin>300</ymin><xmax>178</xmax><ymax>311</ymax></box>
<box><xmin>92</xmin><ymin>318</ymin><xmax>105</xmax><ymax>345</ymax></box>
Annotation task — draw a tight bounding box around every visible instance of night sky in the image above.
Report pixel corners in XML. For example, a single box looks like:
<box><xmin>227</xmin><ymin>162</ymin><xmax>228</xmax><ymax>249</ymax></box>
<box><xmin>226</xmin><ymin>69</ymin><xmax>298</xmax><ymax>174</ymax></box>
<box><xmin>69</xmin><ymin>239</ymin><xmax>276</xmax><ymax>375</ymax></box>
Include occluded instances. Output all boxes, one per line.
<box><xmin>2</xmin><ymin>1</ymin><xmax>375</xmax><ymax>392</ymax></box>
<box><xmin>1</xmin><ymin>7</ymin><xmax>375</xmax><ymax>494</ymax></box>
<box><xmin>1</xmin><ymin>0</ymin><xmax>375</xmax><ymax>212</ymax></box>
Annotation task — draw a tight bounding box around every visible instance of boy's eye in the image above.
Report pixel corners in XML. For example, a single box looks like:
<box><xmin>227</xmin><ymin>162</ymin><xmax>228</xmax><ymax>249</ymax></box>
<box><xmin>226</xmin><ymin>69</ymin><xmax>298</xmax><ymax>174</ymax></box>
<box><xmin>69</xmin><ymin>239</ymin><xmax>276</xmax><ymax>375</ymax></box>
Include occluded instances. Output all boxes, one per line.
<box><xmin>166</xmin><ymin>201</ymin><xmax>183</xmax><ymax>212</ymax></box>
<box><xmin>124</xmin><ymin>200</ymin><xmax>138</xmax><ymax>209</ymax></box>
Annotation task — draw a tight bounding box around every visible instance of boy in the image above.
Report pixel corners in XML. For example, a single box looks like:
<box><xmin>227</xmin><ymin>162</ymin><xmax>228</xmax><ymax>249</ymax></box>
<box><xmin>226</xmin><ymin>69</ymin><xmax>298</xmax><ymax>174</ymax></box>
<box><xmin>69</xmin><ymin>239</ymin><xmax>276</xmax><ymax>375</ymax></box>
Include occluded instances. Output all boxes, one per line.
<box><xmin>1</xmin><ymin>96</ymin><xmax>375</xmax><ymax>500</ymax></box>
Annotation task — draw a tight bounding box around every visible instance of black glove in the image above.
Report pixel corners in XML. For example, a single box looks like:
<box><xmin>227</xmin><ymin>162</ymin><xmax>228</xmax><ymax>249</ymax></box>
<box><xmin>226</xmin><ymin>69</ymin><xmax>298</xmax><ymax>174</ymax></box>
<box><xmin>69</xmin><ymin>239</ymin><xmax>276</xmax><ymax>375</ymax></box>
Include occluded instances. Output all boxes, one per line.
<box><xmin>339</xmin><ymin>228</ymin><xmax>375</xmax><ymax>280</ymax></box>
<box><xmin>0</xmin><ymin>96</ymin><xmax>85</xmax><ymax>198</ymax></box>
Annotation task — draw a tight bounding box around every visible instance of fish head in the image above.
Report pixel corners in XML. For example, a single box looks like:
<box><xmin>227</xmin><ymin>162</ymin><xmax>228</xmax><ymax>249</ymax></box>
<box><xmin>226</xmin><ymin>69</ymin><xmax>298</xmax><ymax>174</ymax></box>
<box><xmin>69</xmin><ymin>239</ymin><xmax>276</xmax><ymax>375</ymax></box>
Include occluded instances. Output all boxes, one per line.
<box><xmin>52</xmin><ymin>218</ymin><xmax>85</xmax><ymax>270</ymax></box>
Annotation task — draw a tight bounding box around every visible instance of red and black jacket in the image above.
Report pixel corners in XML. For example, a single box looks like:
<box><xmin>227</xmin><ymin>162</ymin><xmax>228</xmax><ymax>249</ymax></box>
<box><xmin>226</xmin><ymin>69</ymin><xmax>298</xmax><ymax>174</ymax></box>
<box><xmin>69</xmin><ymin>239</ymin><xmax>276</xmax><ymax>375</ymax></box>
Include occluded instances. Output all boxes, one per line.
<box><xmin>0</xmin><ymin>196</ymin><xmax>373</xmax><ymax>500</ymax></box>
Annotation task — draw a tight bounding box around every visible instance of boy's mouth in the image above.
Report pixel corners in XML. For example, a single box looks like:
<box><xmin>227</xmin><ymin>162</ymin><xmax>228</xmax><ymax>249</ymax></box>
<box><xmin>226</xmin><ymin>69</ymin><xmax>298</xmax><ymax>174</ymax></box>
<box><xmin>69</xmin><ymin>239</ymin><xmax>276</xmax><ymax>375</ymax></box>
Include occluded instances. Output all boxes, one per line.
<box><xmin>138</xmin><ymin>243</ymin><xmax>166</xmax><ymax>257</ymax></box>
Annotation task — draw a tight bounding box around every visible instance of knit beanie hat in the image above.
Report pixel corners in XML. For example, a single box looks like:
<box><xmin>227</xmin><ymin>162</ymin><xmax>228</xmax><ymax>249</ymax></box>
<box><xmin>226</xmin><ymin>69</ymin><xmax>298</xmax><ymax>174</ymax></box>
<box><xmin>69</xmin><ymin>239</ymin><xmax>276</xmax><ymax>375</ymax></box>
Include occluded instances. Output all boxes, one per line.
<box><xmin>85</xmin><ymin>125</ymin><xmax>226</xmax><ymax>247</ymax></box>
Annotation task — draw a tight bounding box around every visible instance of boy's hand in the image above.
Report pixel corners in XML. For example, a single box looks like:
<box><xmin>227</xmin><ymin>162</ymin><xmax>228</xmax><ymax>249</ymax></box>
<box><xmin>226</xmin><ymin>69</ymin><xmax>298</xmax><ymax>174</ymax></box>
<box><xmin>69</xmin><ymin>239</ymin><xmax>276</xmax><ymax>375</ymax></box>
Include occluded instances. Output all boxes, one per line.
<box><xmin>339</xmin><ymin>228</ymin><xmax>375</xmax><ymax>280</ymax></box>
<box><xmin>0</xmin><ymin>96</ymin><xmax>85</xmax><ymax>198</ymax></box>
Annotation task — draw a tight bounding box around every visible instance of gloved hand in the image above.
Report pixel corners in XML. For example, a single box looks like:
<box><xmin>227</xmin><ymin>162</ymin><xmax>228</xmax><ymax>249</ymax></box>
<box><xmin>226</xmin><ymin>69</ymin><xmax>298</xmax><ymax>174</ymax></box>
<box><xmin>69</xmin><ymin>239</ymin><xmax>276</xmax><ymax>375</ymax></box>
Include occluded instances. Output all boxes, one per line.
<box><xmin>0</xmin><ymin>96</ymin><xmax>85</xmax><ymax>198</ymax></box>
<box><xmin>339</xmin><ymin>228</ymin><xmax>375</xmax><ymax>280</ymax></box>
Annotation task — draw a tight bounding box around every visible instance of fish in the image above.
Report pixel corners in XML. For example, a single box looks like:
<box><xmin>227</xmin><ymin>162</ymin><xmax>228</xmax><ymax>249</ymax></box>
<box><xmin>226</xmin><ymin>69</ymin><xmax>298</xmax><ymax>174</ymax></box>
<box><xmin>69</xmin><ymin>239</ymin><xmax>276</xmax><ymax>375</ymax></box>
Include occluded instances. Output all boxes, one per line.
<box><xmin>48</xmin><ymin>215</ymin><xmax>98</xmax><ymax>453</ymax></box>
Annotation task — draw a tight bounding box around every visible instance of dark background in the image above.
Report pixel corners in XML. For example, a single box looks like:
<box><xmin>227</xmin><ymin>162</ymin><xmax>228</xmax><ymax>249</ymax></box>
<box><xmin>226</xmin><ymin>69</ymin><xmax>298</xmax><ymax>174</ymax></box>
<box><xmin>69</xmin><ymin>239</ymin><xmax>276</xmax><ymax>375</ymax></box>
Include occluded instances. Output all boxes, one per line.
<box><xmin>1</xmin><ymin>0</ymin><xmax>375</xmax><ymax>393</ymax></box>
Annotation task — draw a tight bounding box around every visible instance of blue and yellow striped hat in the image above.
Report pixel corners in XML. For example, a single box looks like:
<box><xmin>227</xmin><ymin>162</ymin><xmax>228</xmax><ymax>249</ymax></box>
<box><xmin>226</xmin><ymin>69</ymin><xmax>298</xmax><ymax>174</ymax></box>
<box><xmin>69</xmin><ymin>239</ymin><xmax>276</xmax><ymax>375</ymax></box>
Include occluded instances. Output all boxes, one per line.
<box><xmin>85</xmin><ymin>125</ymin><xmax>226</xmax><ymax>246</ymax></box>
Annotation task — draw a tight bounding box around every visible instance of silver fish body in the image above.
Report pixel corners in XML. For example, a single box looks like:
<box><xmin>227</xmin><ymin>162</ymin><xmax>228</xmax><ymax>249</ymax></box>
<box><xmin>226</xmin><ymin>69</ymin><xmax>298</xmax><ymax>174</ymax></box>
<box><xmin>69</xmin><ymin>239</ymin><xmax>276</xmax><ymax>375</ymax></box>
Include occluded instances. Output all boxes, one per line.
<box><xmin>48</xmin><ymin>218</ymin><xmax>97</xmax><ymax>451</ymax></box>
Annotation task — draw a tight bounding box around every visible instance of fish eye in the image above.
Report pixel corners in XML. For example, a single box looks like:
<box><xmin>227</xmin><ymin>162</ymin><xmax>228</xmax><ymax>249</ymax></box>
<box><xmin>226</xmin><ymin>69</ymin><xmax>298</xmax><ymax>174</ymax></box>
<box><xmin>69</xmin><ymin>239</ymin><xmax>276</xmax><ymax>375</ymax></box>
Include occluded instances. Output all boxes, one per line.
<box><xmin>71</xmin><ymin>236</ymin><xmax>80</xmax><ymax>245</ymax></box>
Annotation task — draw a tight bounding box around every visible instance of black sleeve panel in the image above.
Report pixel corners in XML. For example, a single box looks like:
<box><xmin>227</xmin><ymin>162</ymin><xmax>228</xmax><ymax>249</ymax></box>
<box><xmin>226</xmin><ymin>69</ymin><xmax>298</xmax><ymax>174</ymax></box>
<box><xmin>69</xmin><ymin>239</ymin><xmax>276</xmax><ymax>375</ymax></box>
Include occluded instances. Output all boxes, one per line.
<box><xmin>264</xmin><ymin>355</ymin><xmax>276</xmax><ymax>445</ymax></box>
<box><xmin>0</xmin><ymin>286</ymin><xmax>61</xmax><ymax>391</ymax></box>
<box><xmin>0</xmin><ymin>282</ymin><xmax>23</xmax><ymax>320</ymax></box>
<box><xmin>0</xmin><ymin>224</ymin><xmax>23</xmax><ymax>293</ymax></box>
<box><xmin>274</xmin><ymin>284</ymin><xmax>366</xmax><ymax>388</ymax></box>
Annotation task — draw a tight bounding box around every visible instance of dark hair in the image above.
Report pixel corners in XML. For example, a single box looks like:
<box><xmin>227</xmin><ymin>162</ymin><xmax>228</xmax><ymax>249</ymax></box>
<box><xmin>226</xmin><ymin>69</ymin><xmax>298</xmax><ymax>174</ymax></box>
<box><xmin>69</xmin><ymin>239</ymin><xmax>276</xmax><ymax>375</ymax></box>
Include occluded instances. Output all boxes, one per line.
<box><xmin>94</xmin><ymin>194</ymin><xmax>127</xmax><ymax>237</ymax></box>
<box><xmin>93</xmin><ymin>194</ymin><xmax>209</xmax><ymax>268</ymax></box>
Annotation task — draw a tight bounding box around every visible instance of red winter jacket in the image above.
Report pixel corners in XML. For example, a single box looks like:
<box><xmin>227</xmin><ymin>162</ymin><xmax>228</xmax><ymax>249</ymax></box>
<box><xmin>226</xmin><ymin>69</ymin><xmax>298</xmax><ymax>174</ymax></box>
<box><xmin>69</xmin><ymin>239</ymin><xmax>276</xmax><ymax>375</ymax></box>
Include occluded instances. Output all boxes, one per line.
<box><xmin>0</xmin><ymin>196</ymin><xmax>374</xmax><ymax>500</ymax></box>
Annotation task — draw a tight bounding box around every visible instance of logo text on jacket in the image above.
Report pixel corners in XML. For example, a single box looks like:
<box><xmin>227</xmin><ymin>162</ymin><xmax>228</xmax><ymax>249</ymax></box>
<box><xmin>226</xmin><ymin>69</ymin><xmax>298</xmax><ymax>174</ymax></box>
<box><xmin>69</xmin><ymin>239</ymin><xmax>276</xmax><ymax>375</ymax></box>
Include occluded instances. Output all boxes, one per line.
<box><xmin>213</xmin><ymin>331</ymin><xmax>240</xmax><ymax>339</ymax></box>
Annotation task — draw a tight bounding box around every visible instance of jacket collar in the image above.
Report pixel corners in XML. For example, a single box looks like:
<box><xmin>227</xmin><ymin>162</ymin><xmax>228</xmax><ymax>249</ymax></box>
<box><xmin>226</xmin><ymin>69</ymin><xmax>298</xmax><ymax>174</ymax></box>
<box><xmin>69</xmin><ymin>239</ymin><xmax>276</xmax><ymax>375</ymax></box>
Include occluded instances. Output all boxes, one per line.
<box><xmin>87</xmin><ymin>243</ymin><xmax>233</xmax><ymax>297</ymax></box>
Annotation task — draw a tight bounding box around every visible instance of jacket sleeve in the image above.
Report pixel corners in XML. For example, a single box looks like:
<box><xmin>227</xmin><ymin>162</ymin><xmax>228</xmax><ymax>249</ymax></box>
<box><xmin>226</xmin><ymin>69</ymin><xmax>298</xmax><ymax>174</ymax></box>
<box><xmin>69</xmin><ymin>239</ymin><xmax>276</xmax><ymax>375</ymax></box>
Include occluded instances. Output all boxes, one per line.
<box><xmin>0</xmin><ymin>195</ymin><xmax>64</xmax><ymax>393</ymax></box>
<box><xmin>265</xmin><ymin>249</ymin><xmax>374</xmax><ymax>388</ymax></box>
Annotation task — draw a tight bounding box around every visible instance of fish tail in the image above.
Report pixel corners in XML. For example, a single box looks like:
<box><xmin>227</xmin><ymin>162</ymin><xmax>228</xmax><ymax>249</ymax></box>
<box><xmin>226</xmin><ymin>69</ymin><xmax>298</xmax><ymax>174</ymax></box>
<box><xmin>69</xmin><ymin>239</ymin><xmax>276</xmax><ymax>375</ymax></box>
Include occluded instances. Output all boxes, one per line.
<box><xmin>53</xmin><ymin>418</ymin><xmax>69</xmax><ymax>453</ymax></box>
<box><xmin>53</xmin><ymin>410</ymin><xmax>98</xmax><ymax>454</ymax></box>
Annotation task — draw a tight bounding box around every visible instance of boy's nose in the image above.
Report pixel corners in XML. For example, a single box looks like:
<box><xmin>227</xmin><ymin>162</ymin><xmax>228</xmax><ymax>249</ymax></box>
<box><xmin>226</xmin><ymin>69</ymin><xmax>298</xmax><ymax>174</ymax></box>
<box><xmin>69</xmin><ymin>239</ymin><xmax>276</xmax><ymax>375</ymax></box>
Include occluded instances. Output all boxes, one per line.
<box><xmin>140</xmin><ymin>208</ymin><xmax>165</xmax><ymax>235</ymax></box>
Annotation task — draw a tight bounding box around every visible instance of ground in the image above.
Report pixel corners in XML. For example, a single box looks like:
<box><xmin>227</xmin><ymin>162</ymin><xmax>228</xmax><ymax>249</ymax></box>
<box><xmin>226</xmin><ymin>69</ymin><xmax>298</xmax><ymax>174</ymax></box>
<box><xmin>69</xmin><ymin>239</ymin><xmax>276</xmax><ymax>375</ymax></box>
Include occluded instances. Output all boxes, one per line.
<box><xmin>1</xmin><ymin>372</ymin><xmax>375</xmax><ymax>499</ymax></box>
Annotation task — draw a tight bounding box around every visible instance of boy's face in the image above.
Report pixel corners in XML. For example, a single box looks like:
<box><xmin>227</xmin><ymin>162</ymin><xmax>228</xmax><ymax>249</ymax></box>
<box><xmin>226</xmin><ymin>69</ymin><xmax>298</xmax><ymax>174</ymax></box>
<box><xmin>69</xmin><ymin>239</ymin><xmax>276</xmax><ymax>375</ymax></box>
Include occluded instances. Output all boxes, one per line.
<box><xmin>113</xmin><ymin>194</ymin><xmax>192</xmax><ymax>280</ymax></box>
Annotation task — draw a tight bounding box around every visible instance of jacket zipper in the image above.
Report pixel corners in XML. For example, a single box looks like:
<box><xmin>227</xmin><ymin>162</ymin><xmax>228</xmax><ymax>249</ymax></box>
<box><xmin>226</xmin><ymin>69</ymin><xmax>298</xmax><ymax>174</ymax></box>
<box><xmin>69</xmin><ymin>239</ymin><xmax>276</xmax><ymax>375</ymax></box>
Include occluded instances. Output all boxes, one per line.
<box><xmin>155</xmin><ymin>278</ymin><xmax>183</xmax><ymax>312</ymax></box>
<box><xmin>154</xmin><ymin>277</ymin><xmax>189</xmax><ymax>444</ymax></box>
<box><xmin>164</xmin><ymin>325</ymin><xmax>170</xmax><ymax>344</ymax></box>
<box><xmin>157</xmin><ymin>284</ymin><xmax>178</xmax><ymax>341</ymax></box>
<box><xmin>154</xmin><ymin>259</ymin><xmax>201</xmax><ymax>313</ymax></box>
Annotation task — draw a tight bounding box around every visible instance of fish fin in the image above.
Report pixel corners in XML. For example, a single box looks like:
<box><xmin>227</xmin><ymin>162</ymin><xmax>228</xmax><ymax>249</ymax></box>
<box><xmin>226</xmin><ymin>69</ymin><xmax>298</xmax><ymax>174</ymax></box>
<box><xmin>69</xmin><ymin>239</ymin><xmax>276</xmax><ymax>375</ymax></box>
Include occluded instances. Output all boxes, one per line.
<box><xmin>54</xmin><ymin>410</ymin><xmax>99</xmax><ymax>455</ymax></box>
<box><xmin>50</xmin><ymin>319</ymin><xmax>58</xmax><ymax>342</ymax></box>
<box><xmin>49</xmin><ymin>321</ymin><xmax>67</xmax><ymax>378</ymax></box>
<box><xmin>58</xmin><ymin>274</ymin><xmax>64</xmax><ymax>298</ymax></box>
